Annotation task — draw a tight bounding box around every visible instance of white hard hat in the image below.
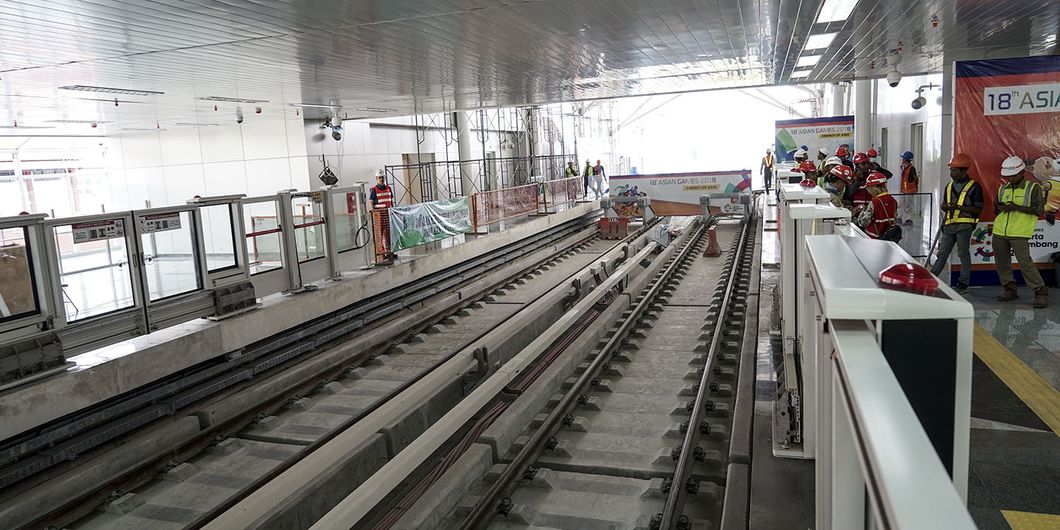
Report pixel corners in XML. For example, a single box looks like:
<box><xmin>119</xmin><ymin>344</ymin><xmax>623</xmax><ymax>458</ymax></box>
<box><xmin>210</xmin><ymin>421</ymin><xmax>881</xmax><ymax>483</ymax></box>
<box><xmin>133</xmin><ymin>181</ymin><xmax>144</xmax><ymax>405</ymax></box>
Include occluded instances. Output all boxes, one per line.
<box><xmin>767</xmin><ymin>146</ymin><xmax>773</xmax><ymax>152</ymax></box>
<box><xmin>794</xmin><ymin>148</ymin><xmax>807</xmax><ymax>158</ymax></box>
<box><xmin>1000</xmin><ymin>156</ymin><xmax>1026</xmax><ymax>177</ymax></box>
<box><xmin>825</xmin><ymin>156</ymin><xmax>842</xmax><ymax>167</ymax></box>
<box><xmin>818</xmin><ymin>148</ymin><xmax>828</xmax><ymax>156</ymax></box>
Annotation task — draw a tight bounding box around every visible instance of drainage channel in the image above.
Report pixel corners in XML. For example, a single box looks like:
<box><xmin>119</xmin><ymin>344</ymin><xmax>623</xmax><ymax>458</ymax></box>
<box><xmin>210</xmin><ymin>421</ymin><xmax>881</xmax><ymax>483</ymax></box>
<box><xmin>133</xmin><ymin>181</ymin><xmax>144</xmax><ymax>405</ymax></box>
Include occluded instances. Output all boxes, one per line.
<box><xmin>30</xmin><ymin>220</ymin><xmax>657</xmax><ymax>530</ymax></box>
<box><xmin>433</xmin><ymin>217</ymin><xmax>755</xmax><ymax>530</ymax></box>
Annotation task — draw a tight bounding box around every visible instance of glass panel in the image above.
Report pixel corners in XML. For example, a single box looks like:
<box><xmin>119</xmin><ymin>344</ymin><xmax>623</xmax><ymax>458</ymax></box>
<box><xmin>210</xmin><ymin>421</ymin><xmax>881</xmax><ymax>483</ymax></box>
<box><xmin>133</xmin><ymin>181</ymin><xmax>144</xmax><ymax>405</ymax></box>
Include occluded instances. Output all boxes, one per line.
<box><xmin>0</xmin><ymin>226</ymin><xmax>39</xmax><ymax>320</ymax></box>
<box><xmin>54</xmin><ymin>220</ymin><xmax>135</xmax><ymax>321</ymax></box>
<box><xmin>200</xmin><ymin>204</ymin><xmax>238</xmax><ymax>272</ymax></box>
<box><xmin>0</xmin><ymin>180</ymin><xmax>25</xmax><ymax>216</ymax></box>
<box><xmin>140</xmin><ymin>211</ymin><xmax>201</xmax><ymax>301</ymax></box>
<box><xmin>331</xmin><ymin>191</ymin><xmax>363</xmax><ymax>252</ymax></box>
<box><xmin>292</xmin><ymin>196</ymin><xmax>324</xmax><ymax>263</ymax></box>
<box><xmin>894</xmin><ymin>193</ymin><xmax>935</xmax><ymax>258</ymax></box>
<box><xmin>244</xmin><ymin>200</ymin><xmax>283</xmax><ymax>275</ymax></box>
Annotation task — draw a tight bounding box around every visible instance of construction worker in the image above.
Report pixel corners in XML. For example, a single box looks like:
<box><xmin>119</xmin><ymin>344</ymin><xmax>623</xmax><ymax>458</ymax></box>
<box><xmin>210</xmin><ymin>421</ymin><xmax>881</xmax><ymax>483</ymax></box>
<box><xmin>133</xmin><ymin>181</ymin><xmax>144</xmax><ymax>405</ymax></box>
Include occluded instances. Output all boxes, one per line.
<box><xmin>761</xmin><ymin>147</ymin><xmax>776</xmax><ymax>194</ymax></box>
<box><xmin>931</xmin><ymin>153</ymin><xmax>983</xmax><ymax>294</ymax></box>
<box><xmin>867</xmin><ymin>147</ymin><xmax>880</xmax><ymax>163</ymax></box>
<box><xmin>994</xmin><ymin>156</ymin><xmax>1047</xmax><ymax>307</ymax></box>
<box><xmin>565</xmin><ymin>161</ymin><xmax>578</xmax><ymax>178</ymax></box>
<box><xmin>582</xmin><ymin>159</ymin><xmax>592</xmax><ymax>199</ymax></box>
<box><xmin>793</xmin><ymin>148</ymin><xmax>809</xmax><ymax>164</ymax></box>
<box><xmin>818</xmin><ymin>155</ymin><xmax>842</xmax><ymax>187</ymax></box>
<box><xmin>848</xmin><ymin>153</ymin><xmax>873</xmax><ymax>214</ymax></box>
<box><xmin>817</xmin><ymin>148</ymin><xmax>829</xmax><ymax>166</ymax></box>
<box><xmin>369</xmin><ymin>171</ymin><xmax>394</xmax><ymax>209</ymax></box>
<box><xmin>791</xmin><ymin>160</ymin><xmax>816</xmax><ymax>184</ymax></box>
<box><xmin>856</xmin><ymin>172</ymin><xmax>899</xmax><ymax>240</ymax></box>
<box><xmin>592</xmin><ymin>160</ymin><xmax>607</xmax><ymax>198</ymax></box>
<box><xmin>823</xmin><ymin>164</ymin><xmax>853</xmax><ymax>209</ymax></box>
<box><xmin>836</xmin><ymin>146</ymin><xmax>854</xmax><ymax>170</ymax></box>
<box><xmin>899</xmin><ymin>151</ymin><xmax>919</xmax><ymax>193</ymax></box>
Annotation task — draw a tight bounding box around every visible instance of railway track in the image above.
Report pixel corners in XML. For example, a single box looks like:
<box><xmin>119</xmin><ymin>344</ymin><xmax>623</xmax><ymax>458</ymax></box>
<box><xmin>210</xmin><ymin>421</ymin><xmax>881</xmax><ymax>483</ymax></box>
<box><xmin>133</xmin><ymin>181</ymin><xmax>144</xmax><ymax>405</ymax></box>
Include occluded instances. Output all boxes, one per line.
<box><xmin>0</xmin><ymin>214</ymin><xmax>665</xmax><ymax>529</ymax></box>
<box><xmin>384</xmin><ymin>215</ymin><xmax>756</xmax><ymax>529</ymax></box>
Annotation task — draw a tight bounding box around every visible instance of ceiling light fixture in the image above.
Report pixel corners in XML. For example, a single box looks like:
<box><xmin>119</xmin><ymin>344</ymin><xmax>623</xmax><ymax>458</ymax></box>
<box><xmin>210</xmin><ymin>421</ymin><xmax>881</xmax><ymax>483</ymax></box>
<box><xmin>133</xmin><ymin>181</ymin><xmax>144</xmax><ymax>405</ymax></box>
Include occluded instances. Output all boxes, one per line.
<box><xmin>790</xmin><ymin>71</ymin><xmax>812</xmax><ymax>79</ymax></box>
<box><xmin>290</xmin><ymin>103</ymin><xmax>342</xmax><ymax>109</ymax></box>
<box><xmin>796</xmin><ymin>55</ymin><xmax>822</xmax><ymax>67</ymax></box>
<box><xmin>175</xmin><ymin>122</ymin><xmax>220</xmax><ymax>127</ymax></box>
<box><xmin>47</xmin><ymin>119</ymin><xmax>112</xmax><ymax>124</ymax></box>
<box><xmin>805</xmin><ymin>32</ymin><xmax>838</xmax><ymax>50</ymax></box>
<box><xmin>0</xmin><ymin>124</ymin><xmax>56</xmax><ymax>129</ymax></box>
<box><xmin>199</xmin><ymin>96</ymin><xmax>269</xmax><ymax>104</ymax></box>
<box><xmin>816</xmin><ymin>0</ymin><xmax>859</xmax><ymax>23</ymax></box>
<box><xmin>59</xmin><ymin>85</ymin><xmax>164</xmax><ymax>96</ymax></box>
<box><xmin>353</xmin><ymin>107</ymin><xmax>398</xmax><ymax>113</ymax></box>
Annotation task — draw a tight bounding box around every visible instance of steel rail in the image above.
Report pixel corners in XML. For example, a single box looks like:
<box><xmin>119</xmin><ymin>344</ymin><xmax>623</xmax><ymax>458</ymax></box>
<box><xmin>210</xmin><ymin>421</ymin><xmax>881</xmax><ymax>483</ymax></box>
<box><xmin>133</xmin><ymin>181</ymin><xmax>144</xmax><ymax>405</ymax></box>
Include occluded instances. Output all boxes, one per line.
<box><xmin>659</xmin><ymin>211</ymin><xmax>754</xmax><ymax>529</ymax></box>
<box><xmin>459</xmin><ymin>220</ymin><xmax>708</xmax><ymax>530</ymax></box>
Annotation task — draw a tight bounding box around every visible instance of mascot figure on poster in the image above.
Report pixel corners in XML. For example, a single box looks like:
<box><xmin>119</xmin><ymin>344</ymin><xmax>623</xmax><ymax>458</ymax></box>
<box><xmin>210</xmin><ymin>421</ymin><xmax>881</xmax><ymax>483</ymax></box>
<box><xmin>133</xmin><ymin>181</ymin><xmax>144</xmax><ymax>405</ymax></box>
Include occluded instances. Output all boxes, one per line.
<box><xmin>1032</xmin><ymin>156</ymin><xmax>1060</xmax><ymax>225</ymax></box>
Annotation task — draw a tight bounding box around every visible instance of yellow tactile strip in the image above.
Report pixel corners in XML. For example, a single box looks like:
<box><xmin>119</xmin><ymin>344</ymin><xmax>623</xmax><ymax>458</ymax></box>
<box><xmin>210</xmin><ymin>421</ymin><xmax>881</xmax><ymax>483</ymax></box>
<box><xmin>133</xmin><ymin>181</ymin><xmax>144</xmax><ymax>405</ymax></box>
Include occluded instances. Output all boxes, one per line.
<box><xmin>973</xmin><ymin>323</ymin><xmax>1060</xmax><ymax>437</ymax></box>
<box><xmin>1002</xmin><ymin>510</ymin><xmax>1060</xmax><ymax>530</ymax></box>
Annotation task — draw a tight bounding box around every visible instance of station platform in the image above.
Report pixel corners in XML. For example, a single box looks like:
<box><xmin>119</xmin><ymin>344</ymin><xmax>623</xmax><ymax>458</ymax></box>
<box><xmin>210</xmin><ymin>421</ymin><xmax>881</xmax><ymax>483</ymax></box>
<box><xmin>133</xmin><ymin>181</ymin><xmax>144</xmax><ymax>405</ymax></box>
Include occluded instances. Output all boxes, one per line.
<box><xmin>0</xmin><ymin>201</ymin><xmax>600</xmax><ymax>442</ymax></box>
<box><xmin>751</xmin><ymin>193</ymin><xmax>1060</xmax><ymax>530</ymax></box>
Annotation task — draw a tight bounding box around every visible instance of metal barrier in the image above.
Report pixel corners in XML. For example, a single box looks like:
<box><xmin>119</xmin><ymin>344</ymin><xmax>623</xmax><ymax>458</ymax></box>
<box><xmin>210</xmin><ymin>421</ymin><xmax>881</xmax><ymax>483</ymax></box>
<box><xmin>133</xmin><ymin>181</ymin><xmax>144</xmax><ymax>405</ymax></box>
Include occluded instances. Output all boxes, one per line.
<box><xmin>385</xmin><ymin>154</ymin><xmax>571</xmax><ymax>206</ymax></box>
<box><xmin>540</xmin><ymin>176</ymin><xmax>583</xmax><ymax>213</ymax></box>
<box><xmin>804</xmin><ymin>235</ymin><xmax>975</xmax><ymax>529</ymax></box>
<box><xmin>469</xmin><ymin>183</ymin><xmax>539</xmax><ymax>230</ymax></box>
<box><xmin>0</xmin><ymin>185</ymin><xmax>375</xmax><ymax>374</ymax></box>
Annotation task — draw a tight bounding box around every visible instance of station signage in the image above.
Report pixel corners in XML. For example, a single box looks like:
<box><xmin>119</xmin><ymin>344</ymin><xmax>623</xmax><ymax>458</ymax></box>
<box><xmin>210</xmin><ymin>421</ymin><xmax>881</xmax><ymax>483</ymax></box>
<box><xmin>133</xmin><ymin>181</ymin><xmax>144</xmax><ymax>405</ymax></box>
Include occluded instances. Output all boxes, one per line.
<box><xmin>774</xmin><ymin>116</ymin><xmax>855</xmax><ymax>162</ymax></box>
<box><xmin>71</xmin><ymin>219</ymin><xmax>125</xmax><ymax>243</ymax></box>
<box><xmin>609</xmin><ymin>170</ymin><xmax>752</xmax><ymax>216</ymax></box>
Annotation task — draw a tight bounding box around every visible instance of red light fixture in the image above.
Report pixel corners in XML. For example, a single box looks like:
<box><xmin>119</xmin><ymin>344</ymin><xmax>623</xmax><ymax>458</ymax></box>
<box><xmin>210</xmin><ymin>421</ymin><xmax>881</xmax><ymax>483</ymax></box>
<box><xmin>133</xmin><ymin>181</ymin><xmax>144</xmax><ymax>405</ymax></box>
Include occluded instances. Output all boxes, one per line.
<box><xmin>879</xmin><ymin>263</ymin><xmax>939</xmax><ymax>296</ymax></box>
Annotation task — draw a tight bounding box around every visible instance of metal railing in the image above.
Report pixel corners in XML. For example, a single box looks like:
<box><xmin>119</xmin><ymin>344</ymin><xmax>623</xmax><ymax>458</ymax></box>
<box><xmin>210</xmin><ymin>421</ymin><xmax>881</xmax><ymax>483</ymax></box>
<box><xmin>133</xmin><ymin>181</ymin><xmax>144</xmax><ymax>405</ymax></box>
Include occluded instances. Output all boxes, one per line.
<box><xmin>385</xmin><ymin>154</ymin><xmax>572</xmax><ymax>206</ymax></box>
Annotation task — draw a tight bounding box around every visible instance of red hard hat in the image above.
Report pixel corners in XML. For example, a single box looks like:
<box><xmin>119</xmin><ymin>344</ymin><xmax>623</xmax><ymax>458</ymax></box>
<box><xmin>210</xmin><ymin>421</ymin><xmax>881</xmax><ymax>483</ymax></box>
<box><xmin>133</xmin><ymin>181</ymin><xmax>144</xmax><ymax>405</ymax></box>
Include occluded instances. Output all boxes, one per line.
<box><xmin>836</xmin><ymin>146</ymin><xmax>849</xmax><ymax>157</ymax></box>
<box><xmin>799</xmin><ymin>177</ymin><xmax>817</xmax><ymax>188</ymax></box>
<box><xmin>829</xmin><ymin>164</ymin><xmax>853</xmax><ymax>183</ymax></box>
<box><xmin>798</xmin><ymin>160</ymin><xmax>817</xmax><ymax>173</ymax></box>
<box><xmin>853</xmin><ymin>153</ymin><xmax>869</xmax><ymax>164</ymax></box>
<box><xmin>867</xmin><ymin>148</ymin><xmax>879</xmax><ymax>158</ymax></box>
<box><xmin>947</xmin><ymin>152</ymin><xmax>973</xmax><ymax>168</ymax></box>
<box><xmin>865</xmin><ymin>171</ymin><xmax>888</xmax><ymax>187</ymax></box>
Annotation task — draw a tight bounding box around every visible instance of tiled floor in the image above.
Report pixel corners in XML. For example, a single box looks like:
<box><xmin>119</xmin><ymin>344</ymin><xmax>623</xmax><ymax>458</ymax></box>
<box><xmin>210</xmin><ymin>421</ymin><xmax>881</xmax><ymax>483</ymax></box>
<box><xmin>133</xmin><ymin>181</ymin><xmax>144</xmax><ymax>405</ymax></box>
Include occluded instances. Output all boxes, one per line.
<box><xmin>965</xmin><ymin>287</ymin><xmax>1060</xmax><ymax>391</ymax></box>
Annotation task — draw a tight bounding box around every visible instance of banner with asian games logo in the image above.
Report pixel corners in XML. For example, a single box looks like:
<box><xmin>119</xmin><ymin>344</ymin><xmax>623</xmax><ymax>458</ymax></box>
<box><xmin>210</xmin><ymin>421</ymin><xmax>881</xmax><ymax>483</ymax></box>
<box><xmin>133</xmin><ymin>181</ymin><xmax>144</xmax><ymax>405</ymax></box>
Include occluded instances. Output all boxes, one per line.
<box><xmin>774</xmin><ymin>116</ymin><xmax>855</xmax><ymax>163</ymax></box>
<box><xmin>388</xmin><ymin>197</ymin><xmax>472</xmax><ymax>252</ymax></box>
<box><xmin>954</xmin><ymin>56</ymin><xmax>1060</xmax><ymax>271</ymax></box>
<box><xmin>609</xmin><ymin>170</ymin><xmax>751</xmax><ymax>217</ymax></box>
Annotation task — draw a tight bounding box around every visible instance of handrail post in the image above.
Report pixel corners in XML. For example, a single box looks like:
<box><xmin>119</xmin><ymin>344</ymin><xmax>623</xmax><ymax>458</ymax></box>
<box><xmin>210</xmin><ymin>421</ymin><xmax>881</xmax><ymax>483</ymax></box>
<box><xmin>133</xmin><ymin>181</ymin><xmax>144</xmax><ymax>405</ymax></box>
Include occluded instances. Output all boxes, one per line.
<box><xmin>276</xmin><ymin>190</ymin><xmax>301</xmax><ymax>292</ymax></box>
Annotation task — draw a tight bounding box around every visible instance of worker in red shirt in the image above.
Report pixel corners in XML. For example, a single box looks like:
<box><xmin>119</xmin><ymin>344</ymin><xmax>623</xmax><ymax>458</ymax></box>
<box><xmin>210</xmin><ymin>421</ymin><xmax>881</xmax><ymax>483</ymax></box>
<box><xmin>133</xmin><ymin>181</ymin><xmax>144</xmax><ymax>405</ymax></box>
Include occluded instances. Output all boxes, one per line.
<box><xmin>790</xmin><ymin>160</ymin><xmax>816</xmax><ymax>184</ymax></box>
<box><xmin>857</xmin><ymin>172</ymin><xmax>900</xmax><ymax>240</ymax></box>
<box><xmin>369</xmin><ymin>172</ymin><xmax>394</xmax><ymax>209</ymax></box>
<box><xmin>848</xmin><ymin>153</ymin><xmax>874</xmax><ymax>215</ymax></box>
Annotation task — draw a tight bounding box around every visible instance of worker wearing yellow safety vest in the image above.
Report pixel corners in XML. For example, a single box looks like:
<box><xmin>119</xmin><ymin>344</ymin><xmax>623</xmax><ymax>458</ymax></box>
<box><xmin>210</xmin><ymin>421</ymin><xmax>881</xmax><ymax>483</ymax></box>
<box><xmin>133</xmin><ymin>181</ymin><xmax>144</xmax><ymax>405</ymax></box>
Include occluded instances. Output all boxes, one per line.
<box><xmin>994</xmin><ymin>156</ymin><xmax>1047</xmax><ymax>307</ymax></box>
<box><xmin>930</xmin><ymin>153</ymin><xmax>983</xmax><ymax>294</ymax></box>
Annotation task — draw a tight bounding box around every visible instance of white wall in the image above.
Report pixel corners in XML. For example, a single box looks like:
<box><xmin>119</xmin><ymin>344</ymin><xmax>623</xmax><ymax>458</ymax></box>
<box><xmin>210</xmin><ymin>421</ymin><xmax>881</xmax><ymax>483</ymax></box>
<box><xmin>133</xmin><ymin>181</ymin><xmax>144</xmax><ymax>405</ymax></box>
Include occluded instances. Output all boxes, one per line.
<box><xmin>872</xmin><ymin>73</ymin><xmax>945</xmax><ymax>202</ymax></box>
<box><xmin>106</xmin><ymin>114</ymin><xmax>311</xmax><ymax>210</ymax></box>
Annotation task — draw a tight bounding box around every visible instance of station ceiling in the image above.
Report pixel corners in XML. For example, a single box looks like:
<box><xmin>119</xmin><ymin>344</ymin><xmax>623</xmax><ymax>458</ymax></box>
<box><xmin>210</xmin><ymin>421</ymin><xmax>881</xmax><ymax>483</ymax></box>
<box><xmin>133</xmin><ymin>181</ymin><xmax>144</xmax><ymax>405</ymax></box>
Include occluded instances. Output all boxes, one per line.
<box><xmin>0</xmin><ymin>0</ymin><xmax>1056</xmax><ymax>133</ymax></box>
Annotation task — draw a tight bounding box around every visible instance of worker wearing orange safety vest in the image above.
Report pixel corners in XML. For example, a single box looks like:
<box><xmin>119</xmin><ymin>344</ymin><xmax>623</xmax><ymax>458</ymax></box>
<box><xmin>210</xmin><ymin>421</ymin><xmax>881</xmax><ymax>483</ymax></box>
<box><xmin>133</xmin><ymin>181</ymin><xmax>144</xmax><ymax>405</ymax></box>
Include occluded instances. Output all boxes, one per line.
<box><xmin>856</xmin><ymin>172</ymin><xmax>899</xmax><ymax>240</ymax></box>
<box><xmin>369</xmin><ymin>172</ymin><xmax>394</xmax><ymax>209</ymax></box>
<box><xmin>899</xmin><ymin>151</ymin><xmax>919</xmax><ymax>193</ymax></box>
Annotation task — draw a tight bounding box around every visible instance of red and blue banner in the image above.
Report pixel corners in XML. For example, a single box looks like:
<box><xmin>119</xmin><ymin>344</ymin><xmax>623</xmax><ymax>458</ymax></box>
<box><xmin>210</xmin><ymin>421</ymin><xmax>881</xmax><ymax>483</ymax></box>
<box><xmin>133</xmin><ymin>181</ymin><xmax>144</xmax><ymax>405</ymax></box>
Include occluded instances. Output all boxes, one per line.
<box><xmin>954</xmin><ymin>56</ymin><xmax>1060</xmax><ymax>273</ymax></box>
<box><xmin>774</xmin><ymin>116</ymin><xmax>855</xmax><ymax>162</ymax></box>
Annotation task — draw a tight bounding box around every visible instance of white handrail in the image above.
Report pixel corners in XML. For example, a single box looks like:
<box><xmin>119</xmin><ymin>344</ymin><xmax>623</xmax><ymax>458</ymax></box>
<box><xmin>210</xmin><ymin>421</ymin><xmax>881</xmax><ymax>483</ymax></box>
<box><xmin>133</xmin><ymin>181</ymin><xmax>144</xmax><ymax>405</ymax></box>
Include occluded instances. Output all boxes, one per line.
<box><xmin>827</xmin><ymin>320</ymin><xmax>976</xmax><ymax>529</ymax></box>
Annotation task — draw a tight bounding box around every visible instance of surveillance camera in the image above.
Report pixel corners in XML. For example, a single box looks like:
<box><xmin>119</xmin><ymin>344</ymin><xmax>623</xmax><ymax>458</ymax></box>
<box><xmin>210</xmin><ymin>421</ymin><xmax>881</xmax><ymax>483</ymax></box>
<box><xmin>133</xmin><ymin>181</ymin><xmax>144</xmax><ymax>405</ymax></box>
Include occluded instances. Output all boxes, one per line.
<box><xmin>886</xmin><ymin>69</ymin><xmax>902</xmax><ymax>87</ymax></box>
<box><xmin>911</xmin><ymin>96</ymin><xmax>927</xmax><ymax>110</ymax></box>
<box><xmin>331</xmin><ymin>125</ymin><xmax>343</xmax><ymax>141</ymax></box>
<box><xmin>235</xmin><ymin>107</ymin><xmax>244</xmax><ymax>124</ymax></box>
